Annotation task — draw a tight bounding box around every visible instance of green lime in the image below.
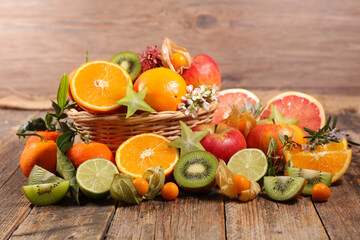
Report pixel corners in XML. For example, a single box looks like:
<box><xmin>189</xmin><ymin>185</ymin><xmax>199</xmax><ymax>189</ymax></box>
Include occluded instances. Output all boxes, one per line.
<box><xmin>227</xmin><ymin>148</ymin><xmax>268</xmax><ymax>181</ymax></box>
<box><xmin>76</xmin><ymin>158</ymin><xmax>119</xmax><ymax>199</ymax></box>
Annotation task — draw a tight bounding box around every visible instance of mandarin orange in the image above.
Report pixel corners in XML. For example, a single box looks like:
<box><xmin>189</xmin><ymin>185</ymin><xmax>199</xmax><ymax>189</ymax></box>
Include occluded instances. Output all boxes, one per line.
<box><xmin>133</xmin><ymin>68</ymin><xmax>187</xmax><ymax>111</ymax></box>
<box><xmin>20</xmin><ymin>140</ymin><xmax>58</xmax><ymax>177</ymax></box>
<box><xmin>24</xmin><ymin>131</ymin><xmax>61</xmax><ymax>149</ymax></box>
<box><xmin>66</xmin><ymin>142</ymin><xmax>115</xmax><ymax>169</ymax></box>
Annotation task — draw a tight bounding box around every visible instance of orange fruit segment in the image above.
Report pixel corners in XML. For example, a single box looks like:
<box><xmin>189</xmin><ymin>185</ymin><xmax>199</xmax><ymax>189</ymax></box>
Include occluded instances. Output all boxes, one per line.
<box><xmin>316</xmin><ymin>138</ymin><xmax>348</xmax><ymax>152</ymax></box>
<box><xmin>214</xmin><ymin>88</ymin><xmax>259</xmax><ymax>123</ymax></box>
<box><xmin>115</xmin><ymin>133</ymin><xmax>179</xmax><ymax>178</ymax></box>
<box><xmin>284</xmin><ymin>148</ymin><xmax>352</xmax><ymax>183</ymax></box>
<box><xmin>70</xmin><ymin>60</ymin><xmax>132</xmax><ymax>113</ymax></box>
<box><xmin>259</xmin><ymin>91</ymin><xmax>326</xmax><ymax>131</ymax></box>
<box><xmin>133</xmin><ymin>68</ymin><xmax>187</xmax><ymax>111</ymax></box>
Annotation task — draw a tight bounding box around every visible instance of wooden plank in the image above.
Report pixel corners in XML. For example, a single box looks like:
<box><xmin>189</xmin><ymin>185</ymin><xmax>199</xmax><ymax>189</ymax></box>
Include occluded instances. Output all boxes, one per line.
<box><xmin>225</xmin><ymin>196</ymin><xmax>328</xmax><ymax>240</ymax></box>
<box><xmin>311</xmin><ymin>116</ymin><xmax>360</xmax><ymax>240</ymax></box>
<box><xmin>1</xmin><ymin>0</ymin><xmax>360</xmax><ymax>97</ymax></box>
<box><xmin>0</xmin><ymin>169</ymin><xmax>31</xmax><ymax>240</ymax></box>
<box><xmin>10</xmin><ymin>197</ymin><xmax>116</xmax><ymax>240</ymax></box>
<box><xmin>106</xmin><ymin>192</ymin><xmax>225</xmax><ymax>239</ymax></box>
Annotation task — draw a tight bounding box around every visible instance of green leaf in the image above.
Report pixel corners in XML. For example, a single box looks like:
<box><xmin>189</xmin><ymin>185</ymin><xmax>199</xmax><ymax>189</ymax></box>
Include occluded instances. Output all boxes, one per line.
<box><xmin>17</xmin><ymin>118</ymin><xmax>47</xmax><ymax>134</ymax></box>
<box><xmin>85</xmin><ymin>50</ymin><xmax>89</xmax><ymax>63</ymax></box>
<box><xmin>268</xmin><ymin>105</ymin><xmax>299</xmax><ymax>125</ymax></box>
<box><xmin>57</xmin><ymin>73</ymin><xmax>69</xmax><ymax>109</ymax></box>
<box><xmin>56</xmin><ymin>132</ymin><xmax>80</xmax><ymax>205</ymax></box>
<box><xmin>267</xmin><ymin>135</ymin><xmax>277</xmax><ymax>156</ymax></box>
<box><xmin>64</xmin><ymin>102</ymin><xmax>77</xmax><ymax>110</ymax></box>
<box><xmin>52</xmin><ymin>101</ymin><xmax>62</xmax><ymax>116</ymax></box>
<box><xmin>168</xmin><ymin>121</ymin><xmax>209</xmax><ymax>157</ymax></box>
<box><xmin>142</xmin><ymin>166</ymin><xmax>165</xmax><ymax>200</ymax></box>
<box><xmin>116</xmin><ymin>84</ymin><xmax>156</xmax><ymax>118</ymax></box>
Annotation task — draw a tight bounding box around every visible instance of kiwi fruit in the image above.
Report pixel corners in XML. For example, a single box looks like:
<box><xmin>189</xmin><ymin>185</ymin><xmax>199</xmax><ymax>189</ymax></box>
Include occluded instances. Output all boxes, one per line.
<box><xmin>285</xmin><ymin>167</ymin><xmax>332</xmax><ymax>195</ymax></box>
<box><xmin>22</xmin><ymin>180</ymin><xmax>70</xmax><ymax>206</ymax></box>
<box><xmin>110</xmin><ymin>51</ymin><xmax>141</xmax><ymax>81</ymax></box>
<box><xmin>27</xmin><ymin>165</ymin><xmax>64</xmax><ymax>185</ymax></box>
<box><xmin>264</xmin><ymin>176</ymin><xmax>306</xmax><ymax>201</ymax></box>
<box><xmin>174</xmin><ymin>151</ymin><xmax>218</xmax><ymax>193</ymax></box>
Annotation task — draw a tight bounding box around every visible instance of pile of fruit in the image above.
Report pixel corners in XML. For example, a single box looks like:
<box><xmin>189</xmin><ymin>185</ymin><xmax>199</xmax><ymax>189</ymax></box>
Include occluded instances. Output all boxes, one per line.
<box><xmin>17</xmin><ymin>39</ymin><xmax>358</xmax><ymax>206</ymax></box>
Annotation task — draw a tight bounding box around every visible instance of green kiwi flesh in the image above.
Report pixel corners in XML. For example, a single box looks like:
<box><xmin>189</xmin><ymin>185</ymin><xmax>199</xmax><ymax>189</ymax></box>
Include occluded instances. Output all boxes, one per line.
<box><xmin>285</xmin><ymin>167</ymin><xmax>332</xmax><ymax>195</ymax></box>
<box><xmin>28</xmin><ymin>165</ymin><xmax>64</xmax><ymax>185</ymax></box>
<box><xmin>264</xmin><ymin>176</ymin><xmax>306</xmax><ymax>201</ymax></box>
<box><xmin>110</xmin><ymin>51</ymin><xmax>141</xmax><ymax>80</ymax></box>
<box><xmin>22</xmin><ymin>181</ymin><xmax>70</xmax><ymax>206</ymax></box>
<box><xmin>174</xmin><ymin>151</ymin><xmax>218</xmax><ymax>193</ymax></box>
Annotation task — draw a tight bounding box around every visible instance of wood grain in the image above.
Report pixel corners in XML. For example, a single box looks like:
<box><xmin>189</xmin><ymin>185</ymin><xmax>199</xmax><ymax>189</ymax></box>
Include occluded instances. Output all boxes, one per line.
<box><xmin>10</xmin><ymin>198</ymin><xmax>116</xmax><ymax>240</ymax></box>
<box><xmin>1</xmin><ymin>0</ymin><xmax>360</xmax><ymax>98</ymax></box>
<box><xmin>225</xmin><ymin>197</ymin><xmax>328</xmax><ymax>240</ymax></box>
<box><xmin>106</xmin><ymin>193</ymin><xmax>225</xmax><ymax>240</ymax></box>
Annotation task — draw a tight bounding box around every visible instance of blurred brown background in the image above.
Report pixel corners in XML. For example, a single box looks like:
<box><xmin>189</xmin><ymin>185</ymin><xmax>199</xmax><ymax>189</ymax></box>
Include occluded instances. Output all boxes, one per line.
<box><xmin>1</xmin><ymin>0</ymin><xmax>359</xmax><ymax>100</ymax></box>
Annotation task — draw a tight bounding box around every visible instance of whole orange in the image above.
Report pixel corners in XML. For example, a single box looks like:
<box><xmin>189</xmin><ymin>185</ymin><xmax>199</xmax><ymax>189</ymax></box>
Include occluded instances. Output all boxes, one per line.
<box><xmin>20</xmin><ymin>140</ymin><xmax>58</xmax><ymax>177</ymax></box>
<box><xmin>24</xmin><ymin>131</ymin><xmax>61</xmax><ymax>149</ymax></box>
<box><xmin>133</xmin><ymin>68</ymin><xmax>187</xmax><ymax>111</ymax></box>
<box><xmin>66</xmin><ymin>142</ymin><xmax>115</xmax><ymax>169</ymax></box>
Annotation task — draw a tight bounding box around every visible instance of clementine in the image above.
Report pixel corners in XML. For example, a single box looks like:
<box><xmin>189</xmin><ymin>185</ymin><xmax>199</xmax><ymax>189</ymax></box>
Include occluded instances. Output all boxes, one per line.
<box><xmin>20</xmin><ymin>140</ymin><xmax>58</xmax><ymax>177</ymax></box>
<box><xmin>66</xmin><ymin>142</ymin><xmax>115</xmax><ymax>169</ymax></box>
<box><xmin>133</xmin><ymin>68</ymin><xmax>187</xmax><ymax>111</ymax></box>
<box><xmin>24</xmin><ymin>131</ymin><xmax>61</xmax><ymax>149</ymax></box>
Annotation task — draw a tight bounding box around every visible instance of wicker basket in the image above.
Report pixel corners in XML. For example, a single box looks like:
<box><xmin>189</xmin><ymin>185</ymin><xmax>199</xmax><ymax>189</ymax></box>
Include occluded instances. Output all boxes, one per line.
<box><xmin>68</xmin><ymin>101</ymin><xmax>218</xmax><ymax>153</ymax></box>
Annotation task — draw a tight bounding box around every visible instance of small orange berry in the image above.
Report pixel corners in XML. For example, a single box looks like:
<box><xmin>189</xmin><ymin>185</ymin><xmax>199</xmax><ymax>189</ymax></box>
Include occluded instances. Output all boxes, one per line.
<box><xmin>312</xmin><ymin>183</ymin><xmax>330</xmax><ymax>202</ymax></box>
<box><xmin>132</xmin><ymin>177</ymin><xmax>149</xmax><ymax>196</ymax></box>
<box><xmin>170</xmin><ymin>52</ymin><xmax>186</xmax><ymax>69</ymax></box>
<box><xmin>234</xmin><ymin>174</ymin><xmax>250</xmax><ymax>194</ymax></box>
<box><xmin>161</xmin><ymin>182</ymin><xmax>179</xmax><ymax>200</ymax></box>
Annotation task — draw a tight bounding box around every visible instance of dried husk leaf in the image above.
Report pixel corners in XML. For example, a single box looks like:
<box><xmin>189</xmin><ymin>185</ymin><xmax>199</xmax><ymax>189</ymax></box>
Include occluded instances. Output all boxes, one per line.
<box><xmin>225</xmin><ymin>107</ymin><xmax>256</xmax><ymax>137</ymax></box>
<box><xmin>215</xmin><ymin>159</ymin><xmax>238</xmax><ymax>199</ymax></box>
<box><xmin>238</xmin><ymin>180</ymin><xmax>261</xmax><ymax>202</ymax></box>
<box><xmin>161</xmin><ymin>37</ymin><xmax>192</xmax><ymax>74</ymax></box>
<box><xmin>142</xmin><ymin>166</ymin><xmax>165</xmax><ymax>200</ymax></box>
<box><xmin>110</xmin><ymin>174</ymin><xmax>143</xmax><ymax>205</ymax></box>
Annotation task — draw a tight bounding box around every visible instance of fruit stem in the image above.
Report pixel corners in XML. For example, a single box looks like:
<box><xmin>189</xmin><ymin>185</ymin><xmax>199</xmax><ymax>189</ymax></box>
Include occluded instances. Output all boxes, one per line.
<box><xmin>214</xmin><ymin>123</ymin><xmax>218</xmax><ymax>133</ymax></box>
<box><xmin>16</xmin><ymin>132</ymin><xmax>46</xmax><ymax>142</ymax></box>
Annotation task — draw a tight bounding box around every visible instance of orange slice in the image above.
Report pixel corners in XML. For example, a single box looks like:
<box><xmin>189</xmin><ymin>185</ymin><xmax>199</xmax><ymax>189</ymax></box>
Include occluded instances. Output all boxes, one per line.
<box><xmin>316</xmin><ymin>138</ymin><xmax>348</xmax><ymax>152</ymax></box>
<box><xmin>284</xmin><ymin>148</ymin><xmax>352</xmax><ymax>183</ymax></box>
<box><xmin>70</xmin><ymin>60</ymin><xmax>132</xmax><ymax>113</ymax></box>
<box><xmin>214</xmin><ymin>88</ymin><xmax>260</xmax><ymax>123</ymax></box>
<box><xmin>115</xmin><ymin>133</ymin><xmax>179</xmax><ymax>178</ymax></box>
<box><xmin>259</xmin><ymin>91</ymin><xmax>326</xmax><ymax>131</ymax></box>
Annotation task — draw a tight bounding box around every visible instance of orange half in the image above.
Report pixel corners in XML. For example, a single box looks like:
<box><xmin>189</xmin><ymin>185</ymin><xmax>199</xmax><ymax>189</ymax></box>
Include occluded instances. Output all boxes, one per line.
<box><xmin>115</xmin><ymin>133</ymin><xmax>179</xmax><ymax>178</ymax></box>
<box><xmin>70</xmin><ymin>60</ymin><xmax>132</xmax><ymax>113</ymax></box>
<box><xmin>284</xmin><ymin>148</ymin><xmax>352</xmax><ymax>183</ymax></box>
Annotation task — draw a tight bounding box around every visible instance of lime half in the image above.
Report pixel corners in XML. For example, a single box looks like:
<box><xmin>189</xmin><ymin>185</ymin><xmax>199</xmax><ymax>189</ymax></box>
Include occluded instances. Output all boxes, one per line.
<box><xmin>227</xmin><ymin>148</ymin><xmax>268</xmax><ymax>181</ymax></box>
<box><xmin>76</xmin><ymin>158</ymin><xmax>119</xmax><ymax>199</ymax></box>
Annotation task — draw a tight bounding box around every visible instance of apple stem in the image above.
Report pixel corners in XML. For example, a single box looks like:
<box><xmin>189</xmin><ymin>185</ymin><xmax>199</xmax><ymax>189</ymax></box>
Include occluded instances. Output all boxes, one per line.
<box><xmin>272</xmin><ymin>119</ymin><xmax>276</xmax><ymax>125</ymax></box>
<box><xmin>214</xmin><ymin>123</ymin><xmax>218</xmax><ymax>133</ymax></box>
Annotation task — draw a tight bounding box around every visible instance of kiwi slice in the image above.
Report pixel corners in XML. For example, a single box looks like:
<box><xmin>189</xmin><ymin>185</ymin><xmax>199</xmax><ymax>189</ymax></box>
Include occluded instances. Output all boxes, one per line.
<box><xmin>264</xmin><ymin>176</ymin><xmax>306</xmax><ymax>201</ymax></box>
<box><xmin>28</xmin><ymin>165</ymin><xmax>64</xmax><ymax>185</ymax></box>
<box><xmin>173</xmin><ymin>151</ymin><xmax>218</xmax><ymax>193</ymax></box>
<box><xmin>110</xmin><ymin>51</ymin><xmax>141</xmax><ymax>80</ymax></box>
<box><xmin>22</xmin><ymin>180</ymin><xmax>70</xmax><ymax>206</ymax></box>
<box><xmin>285</xmin><ymin>167</ymin><xmax>332</xmax><ymax>195</ymax></box>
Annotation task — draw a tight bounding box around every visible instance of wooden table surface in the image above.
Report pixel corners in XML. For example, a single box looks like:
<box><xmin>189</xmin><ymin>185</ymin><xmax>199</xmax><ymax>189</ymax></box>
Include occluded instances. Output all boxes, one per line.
<box><xmin>1</xmin><ymin>1</ymin><xmax>360</xmax><ymax>239</ymax></box>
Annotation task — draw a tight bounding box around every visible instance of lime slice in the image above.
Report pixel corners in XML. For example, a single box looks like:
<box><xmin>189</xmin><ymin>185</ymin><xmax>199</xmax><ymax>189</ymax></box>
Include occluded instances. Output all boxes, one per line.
<box><xmin>227</xmin><ymin>148</ymin><xmax>268</xmax><ymax>181</ymax></box>
<box><xmin>76</xmin><ymin>158</ymin><xmax>119</xmax><ymax>199</ymax></box>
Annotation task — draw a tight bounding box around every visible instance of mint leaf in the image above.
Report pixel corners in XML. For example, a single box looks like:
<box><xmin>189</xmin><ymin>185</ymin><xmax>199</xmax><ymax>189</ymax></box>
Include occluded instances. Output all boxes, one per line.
<box><xmin>17</xmin><ymin>118</ymin><xmax>47</xmax><ymax>134</ymax></box>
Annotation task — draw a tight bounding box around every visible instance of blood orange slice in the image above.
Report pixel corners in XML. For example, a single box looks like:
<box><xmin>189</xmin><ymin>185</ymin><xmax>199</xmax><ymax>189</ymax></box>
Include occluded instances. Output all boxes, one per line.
<box><xmin>259</xmin><ymin>91</ymin><xmax>326</xmax><ymax>131</ymax></box>
<box><xmin>214</xmin><ymin>89</ymin><xmax>259</xmax><ymax>122</ymax></box>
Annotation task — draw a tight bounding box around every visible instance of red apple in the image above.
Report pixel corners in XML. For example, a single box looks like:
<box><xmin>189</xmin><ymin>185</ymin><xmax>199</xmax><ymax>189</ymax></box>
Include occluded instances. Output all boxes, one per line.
<box><xmin>182</xmin><ymin>54</ymin><xmax>221</xmax><ymax>89</ymax></box>
<box><xmin>193</xmin><ymin>122</ymin><xmax>247</xmax><ymax>163</ymax></box>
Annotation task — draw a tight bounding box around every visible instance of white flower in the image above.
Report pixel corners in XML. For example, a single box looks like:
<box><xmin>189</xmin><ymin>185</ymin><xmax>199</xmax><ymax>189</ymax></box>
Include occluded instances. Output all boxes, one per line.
<box><xmin>178</xmin><ymin>103</ymin><xmax>186</xmax><ymax>110</ymax></box>
<box><xmin>203</xmin><ymin>101</ymin><xmax>210</xmax><ymax>111</ymax></box>
<box><xmin>186</xmin><ymin>85</ymin><xmax>194</xmax><ymax>93</ymax></box>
